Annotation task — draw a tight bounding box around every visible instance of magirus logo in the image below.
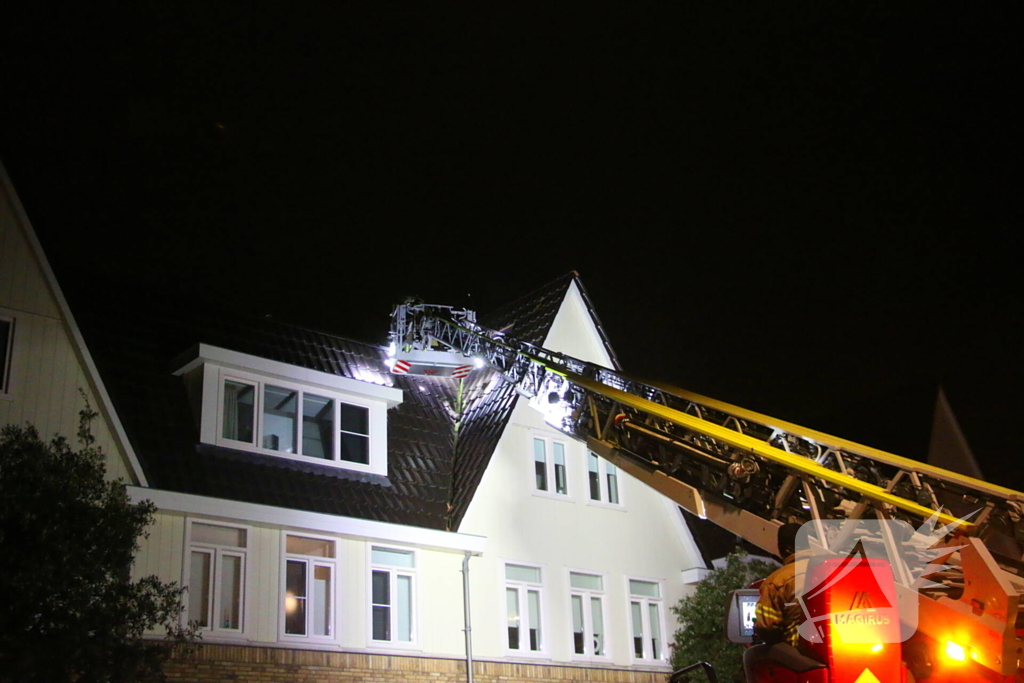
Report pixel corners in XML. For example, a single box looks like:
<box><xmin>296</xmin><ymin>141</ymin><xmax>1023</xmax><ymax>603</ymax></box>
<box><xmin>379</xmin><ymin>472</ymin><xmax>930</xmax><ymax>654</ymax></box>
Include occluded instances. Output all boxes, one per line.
<box><xmin>791</xmin><ymin>513</ymin><xmax>972</xmax><ymax>644</ymax></box>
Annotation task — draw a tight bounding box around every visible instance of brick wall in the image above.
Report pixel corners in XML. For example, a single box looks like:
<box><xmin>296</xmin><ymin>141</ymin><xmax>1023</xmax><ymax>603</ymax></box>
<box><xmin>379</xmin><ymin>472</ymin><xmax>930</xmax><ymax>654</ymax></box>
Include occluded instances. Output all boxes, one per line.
<box><xmin>163</xmin><ymin>644</ymin><xmax>673</xmax><ymax>682</ymax></box>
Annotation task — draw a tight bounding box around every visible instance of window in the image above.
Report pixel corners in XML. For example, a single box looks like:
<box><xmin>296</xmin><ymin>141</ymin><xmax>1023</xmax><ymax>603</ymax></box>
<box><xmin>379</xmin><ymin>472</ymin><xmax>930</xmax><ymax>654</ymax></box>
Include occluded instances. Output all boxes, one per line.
<box><xmin>505</xmin><ymin>563</ymin><xmax>543</xmax><ymax>654</ymax></box>
<box><xmin>218</xmin><ymin>372</ymin><xmax>373</xmax><ymax>468</ymax></box>
<box><xmin>533</xmin><ymin>436</ymin><xmax>568</xmax><ymax>496</ymax></box>
<box><xmin>629</xmin><ymin>579</ymin><xmax>666</xmax><ymax>662</ymax></box>
<box><xmin>283</xmin><ymin>535</ymin><xmax>336</xmax><ymax>640</ymax></box>
<box><xmin>569</xmin><ymin>572</ymin><xmax>607</xmax><ymax>658</ymax></box>
<box><xmin>587</xmin><ymin>452</ymin><xmax>622</xmax><ymax>506</ymax></box>
<box><xmin>0</xmin><ymin>314</ymin><xmax>13</xmax><ymax>396</ymax></box>
<box><xmin>370</xmin><ymin>547</ymin><xmax>415</xmax><ymax>644</ymax></box>
<box><xmin>188</xmin><ymin>522</ymin><xmax>247</xmax><ymax>633</ymax></box>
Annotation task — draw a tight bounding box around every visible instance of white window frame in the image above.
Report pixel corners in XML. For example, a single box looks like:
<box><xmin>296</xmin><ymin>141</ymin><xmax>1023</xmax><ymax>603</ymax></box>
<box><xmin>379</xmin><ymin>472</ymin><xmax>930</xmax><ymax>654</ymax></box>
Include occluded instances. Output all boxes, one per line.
<box><xmin>567</xmin><ymin>569</ymin><xmax>610</xmax><ymax>662</ymax></box>
<box><xmin>214</xmin><ymin>367</ymin><xmax>385</xmax><ymax>475</ymax></box>
<box><xmin>0</xmin><ymin>310</ymin><xmax>16</xmax><ymax>400</ymax></box>
<box><xmin>280</xmin><ymin>532</ymin><xmax>338</xmax><ymax>643</ymax></box>
<box><xmin>586</xmin><ymin>451</ymin><xmax>625</xmax><ymax>510</ymax></box>
<box><xmin>626</xmin><ymin>576</ymin><xmax>668</xmax><ymax>665</ymax></box>
<box><xmin>184</xmin><ymin>519</ymin><xmax>250</xmax><ymax>637</ymax></box>
<box><xmin>531</xmin><ymin>433</ymin><xmax>571</xmax><ymax>500</ymax></box>
<box><xmin>368</xmin><ymin>545</ymin><xmax>418</xmax><ymax>649</ymax></box>
<box><xmin>503</xmin><ymin>561</ymin><xmax>546</xmax><ymax>658</ymax></box>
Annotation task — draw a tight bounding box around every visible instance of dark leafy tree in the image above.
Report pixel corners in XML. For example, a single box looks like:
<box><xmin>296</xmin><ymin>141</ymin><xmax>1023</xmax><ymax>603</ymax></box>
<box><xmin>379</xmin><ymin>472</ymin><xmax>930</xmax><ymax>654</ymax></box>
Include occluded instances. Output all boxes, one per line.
<box><xmin>670</xmin><ymin>549</ymin><xmax>777</xmax><ymax>683</ymax></box>
<box><xmin>0</xmin><ymin>401</ymin><xmax>196</xmax><ymax>682</ymax></box>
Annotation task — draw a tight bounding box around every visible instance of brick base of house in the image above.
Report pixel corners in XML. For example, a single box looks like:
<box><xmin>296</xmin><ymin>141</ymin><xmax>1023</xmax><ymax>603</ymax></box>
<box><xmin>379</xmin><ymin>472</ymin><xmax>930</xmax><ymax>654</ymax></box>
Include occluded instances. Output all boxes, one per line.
<box><xmin>163</xmin><ymin>644</ymin><xmax>673</xmax><ymax>682</ymax></box>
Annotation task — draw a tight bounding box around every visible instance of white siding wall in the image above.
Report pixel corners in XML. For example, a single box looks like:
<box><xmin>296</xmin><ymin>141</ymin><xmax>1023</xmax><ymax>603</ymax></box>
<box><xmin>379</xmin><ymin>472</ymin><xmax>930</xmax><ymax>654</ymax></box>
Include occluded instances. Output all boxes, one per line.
<box><xmin>459</xmin><ymin>281</ymin><xmax>703</xmax><ymax>668</ymax></box>
<box><xmin>0</xmin><ymin>175</ymin><xmax>133</xmax><ymax>482</ymax></box>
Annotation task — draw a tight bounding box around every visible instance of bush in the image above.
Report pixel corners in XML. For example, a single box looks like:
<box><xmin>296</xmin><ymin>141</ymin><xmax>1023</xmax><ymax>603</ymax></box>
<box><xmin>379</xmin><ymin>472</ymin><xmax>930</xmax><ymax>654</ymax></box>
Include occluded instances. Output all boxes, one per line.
<box><xmin>670</xmin><ymin>549</ymin><xmax>777</xmax><ymax>683</ymax></box>
<box><xmin>0</xmin><ymin>402</ymin><xmax>195</xmax><ymax>682</ymax></box>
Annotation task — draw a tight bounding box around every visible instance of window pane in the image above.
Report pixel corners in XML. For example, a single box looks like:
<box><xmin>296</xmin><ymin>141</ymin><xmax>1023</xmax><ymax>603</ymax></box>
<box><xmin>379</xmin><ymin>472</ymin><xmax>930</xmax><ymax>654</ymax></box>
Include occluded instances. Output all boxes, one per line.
<box><xmin>222</xmin><ymin>381</ymin><xmax>255</xmax><ymax>443</ymax></box>
<box><xmin>631</xmin><ymin>601</ymin><xmax>643</xmax><ymax>657</ymax></box>
<box><xmin>570</xmin><ymin>572</ymin><xmax>602</xmax><ymax>591</ymax></box>
<box><xmin>372</xmin><ymin>570</ymin><xmax>390</xmax><ymax>640</ymax></box>
<box><xmin>553</xmin><ymin>442</ymin><xmax>567</xmax><ymax>494</ymax></box>
<box><xmin>372</xmin><ymin>547</ymin><xmax>415</xmax><ymax>568</ymax></box>
<box><xmin>588</xmin><ymin>452</ymin><xmax>601</xmax><ymax>501</ymax></box>
<box><xmin>263</xmin><ymin>385</ymin><xmax>298</xmax><ymax>453</ymax></box>
<box><xmin>534</xmin><ymin>438</ymin><xmax>547</xmax><ymax>491</ymax></box>
<box><xmin>285</xmin><ymin>560</ymin><xmax>307</xmax><ymax>635</ymax></box>
<box><xmin>189</xmin><ymin>551</ymin><xmax>211</xmax><ymax>628</ymax></box>
<box><xmin>606</xmin><ymin>462</ymin><xmax>619</xmax><ymax>504</ymax></box>
<box><xmin>505</xmin><ymin>564</ymin><xmax>541</xmax><ymax>583</ymax></box>
<box><xmin>287</xmin><ymin>535</ymin><xmax>334</xmax><ymax>558</ymax></box>
<box><xmin>629</xmin><ymin>580</ymin><xmax>660</xmax><ymax>598</ymax></box>
<box><xmin>220</xmin><ymin>554</ymin><xmax>242</xmax><ymax>629</ymax></box>
<box><xmin>302</xmin><ymin>393</ymin><xmax>334</xmax><ymax>459</ymax></box>
<box><xmin>0</xmin><ymin>318</ymin><xmax>11</xmax><ymax>391</ymax></box>
<box><xmin>339</xmin><ymin>432</ymin><xmax>369</xmax><ymax>464</ymax></box>
<box><xmin>506</xmin><ymin>588</ymin><xmax>520</xmax><ymax>649</ymax></box>
<box><xmin>314</xmin><ymin>565</ymin><xmax>332</xmax><ymax>637</ymax></box>
<box><xmin>339</xmin><ymin>403</ymin><xmax>369</xmax><ymax>435</ymax></box>
<box><xmin>649</xmin><ymin>603</ymin><xmax>662</xmax><ymax>659</ymax></box>
<box><xmin>591</xmin><ymin>597</ymin><xmax>604</xmax><ymax>656</ymax></box>
<box><xmin>527</xmin><ymin>589</ymin><xmax>541</xmax><ymax>651</ymax></box>
<box><xmin>397</xmin><ymin>575</ymin><xmax>412</xmax><ymax>642</ymax></box>
<box><xmin>572</xmin><ymin>595</ymin><xmax>585</xmax><ymax>654</ymax></box>
<box><xmin>372</xmin><ymin>570</ymin><xmax>390</xmax><ymax>605</ymax></box>
<box><xmin>192</xmin><ymin>523</ymin><xmax>246</xmax><ymax>548</ymax></box>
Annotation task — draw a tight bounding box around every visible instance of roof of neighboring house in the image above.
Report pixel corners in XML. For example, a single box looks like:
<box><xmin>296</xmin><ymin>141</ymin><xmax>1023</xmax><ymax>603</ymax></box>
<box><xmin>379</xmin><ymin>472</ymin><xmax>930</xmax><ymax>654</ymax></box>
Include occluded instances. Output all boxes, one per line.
<box><xmin>66</xmin><ymin>272</ymin><xmax>581</xmax><ymax>530</ymax></box>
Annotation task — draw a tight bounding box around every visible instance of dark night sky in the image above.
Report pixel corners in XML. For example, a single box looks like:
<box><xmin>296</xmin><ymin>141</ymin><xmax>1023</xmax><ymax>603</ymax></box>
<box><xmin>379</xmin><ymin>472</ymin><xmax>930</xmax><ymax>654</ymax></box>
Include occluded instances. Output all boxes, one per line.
<box><xmin>1</xmin><ymin>5</ymin><xmax>1020</xmax><ymax>486</ymax></box>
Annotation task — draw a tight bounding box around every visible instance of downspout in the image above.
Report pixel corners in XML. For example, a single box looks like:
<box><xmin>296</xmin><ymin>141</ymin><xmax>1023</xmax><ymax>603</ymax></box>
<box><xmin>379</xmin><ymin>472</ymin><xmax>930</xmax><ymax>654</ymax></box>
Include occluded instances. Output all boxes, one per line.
<box><xmin>462</xmin><ymin>551</ymin><xmax>476</xmax><ymax>683</ymax></box>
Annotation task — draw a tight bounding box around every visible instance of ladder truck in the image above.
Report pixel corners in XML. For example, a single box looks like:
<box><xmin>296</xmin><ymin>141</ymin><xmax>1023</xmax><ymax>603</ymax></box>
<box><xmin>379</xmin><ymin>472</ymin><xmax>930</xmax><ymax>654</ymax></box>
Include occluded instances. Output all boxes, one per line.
<box><xmin>388</xmin><ymin>302</ymin><xmax>1024</xmax><ymax>683</ymax></box>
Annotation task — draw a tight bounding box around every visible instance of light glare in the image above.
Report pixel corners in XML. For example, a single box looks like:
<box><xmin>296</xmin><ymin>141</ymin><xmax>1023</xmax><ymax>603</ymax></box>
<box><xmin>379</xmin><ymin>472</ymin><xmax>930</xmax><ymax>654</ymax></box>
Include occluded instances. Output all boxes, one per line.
<box><xmin>945</xmin><ymin>640</ymin><xmax>966</xmax><ymax>662</ymax></box>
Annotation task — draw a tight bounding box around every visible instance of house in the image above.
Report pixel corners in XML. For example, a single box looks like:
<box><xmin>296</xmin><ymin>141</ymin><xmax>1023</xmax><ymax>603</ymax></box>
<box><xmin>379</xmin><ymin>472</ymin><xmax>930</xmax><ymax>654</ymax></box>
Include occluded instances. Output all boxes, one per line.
<box><xmin>1</xmin><ymin>161</ymin><xmax>707</xmax><ymax>682</ymax></box>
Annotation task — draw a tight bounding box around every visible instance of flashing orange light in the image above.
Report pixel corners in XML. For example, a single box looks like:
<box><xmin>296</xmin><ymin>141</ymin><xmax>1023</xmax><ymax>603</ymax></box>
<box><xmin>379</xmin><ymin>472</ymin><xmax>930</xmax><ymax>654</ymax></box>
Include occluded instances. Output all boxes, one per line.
<box><xmin>944</xmin><ymin>640</ymin><xmax>967</xmax><ymax>662</ymax></box>
<box><xmin>870</xmin><ymin>644</ymin><xmax>883</xmax><ymax>653</ymax></box>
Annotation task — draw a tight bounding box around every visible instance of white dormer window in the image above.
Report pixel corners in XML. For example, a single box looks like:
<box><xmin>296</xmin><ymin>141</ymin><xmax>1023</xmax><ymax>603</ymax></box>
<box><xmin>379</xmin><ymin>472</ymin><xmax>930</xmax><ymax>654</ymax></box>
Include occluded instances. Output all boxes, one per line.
<box><xmin>175</xmin><ymin>344</ymin><xmax>402</xmax><ymax>476</ymax></box>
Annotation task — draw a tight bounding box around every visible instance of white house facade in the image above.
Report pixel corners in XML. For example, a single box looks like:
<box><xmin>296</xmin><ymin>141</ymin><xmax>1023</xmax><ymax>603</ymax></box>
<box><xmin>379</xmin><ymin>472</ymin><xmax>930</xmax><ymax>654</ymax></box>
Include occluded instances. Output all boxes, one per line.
<box><xmin>1</xmin><ymin>161</ymin><xmax>707</xmax><ymax>682</ymax></box>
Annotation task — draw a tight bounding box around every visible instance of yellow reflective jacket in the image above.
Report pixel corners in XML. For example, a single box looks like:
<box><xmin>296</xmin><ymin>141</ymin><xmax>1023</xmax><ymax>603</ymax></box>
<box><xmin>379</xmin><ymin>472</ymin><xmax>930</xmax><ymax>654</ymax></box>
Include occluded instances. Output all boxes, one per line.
<box><xmin>754</xmin><ymin>551</ymin><xmax>811</xmax><ymax>647</ymax></box>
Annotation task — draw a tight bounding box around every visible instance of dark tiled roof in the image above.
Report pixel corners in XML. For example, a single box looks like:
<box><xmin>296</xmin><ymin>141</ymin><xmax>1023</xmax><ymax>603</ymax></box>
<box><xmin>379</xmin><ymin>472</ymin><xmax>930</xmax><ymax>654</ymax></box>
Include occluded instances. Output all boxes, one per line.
<box><xmin>68</xmin><ymin>273</ymin><xmax>591</xmax><ymax>530</ymax></box>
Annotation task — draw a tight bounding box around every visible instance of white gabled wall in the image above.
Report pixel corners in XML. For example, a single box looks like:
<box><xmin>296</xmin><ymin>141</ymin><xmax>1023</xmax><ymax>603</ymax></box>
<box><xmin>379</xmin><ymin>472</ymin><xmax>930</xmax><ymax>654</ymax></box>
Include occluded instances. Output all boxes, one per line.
<box><xmin>459</xmin><ymin>280</ymin><xmax>702</xmax><ymax>668</ymax></box>
<box><xmin>0</xmin><ymin>165</ymin><xmax>135</xmax><ymax>483</ymax></box>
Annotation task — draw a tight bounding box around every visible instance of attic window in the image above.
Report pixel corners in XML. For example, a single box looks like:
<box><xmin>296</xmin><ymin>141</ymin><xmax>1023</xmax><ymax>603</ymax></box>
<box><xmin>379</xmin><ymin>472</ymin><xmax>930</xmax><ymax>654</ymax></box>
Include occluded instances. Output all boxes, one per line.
<box><xmin>217</xmin><ymin>372</ymin><xmax>379</xmax><ymax>470</ymax></box>
<box><xmin>0</xmin><ymin>315</ymin><xmax>12</xmax><ymax>396</ymax></box>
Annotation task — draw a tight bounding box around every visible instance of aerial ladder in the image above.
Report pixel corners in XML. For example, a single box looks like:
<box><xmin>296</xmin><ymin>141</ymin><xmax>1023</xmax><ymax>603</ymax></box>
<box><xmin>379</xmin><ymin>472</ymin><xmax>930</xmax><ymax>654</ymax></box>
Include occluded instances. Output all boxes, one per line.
<box><xmin>389</xmin><ymin>302</ymin><xmax>1024</xmax><ymax>683</ymax></box>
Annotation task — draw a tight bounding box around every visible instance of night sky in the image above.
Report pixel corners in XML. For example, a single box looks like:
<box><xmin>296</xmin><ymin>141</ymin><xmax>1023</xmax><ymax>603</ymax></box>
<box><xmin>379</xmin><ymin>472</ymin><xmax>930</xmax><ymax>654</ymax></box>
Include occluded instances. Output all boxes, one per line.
<box><xmin>1</xmin><ymin>5</ymin><xmax>1019</xmax><ymax>487</ymax></box>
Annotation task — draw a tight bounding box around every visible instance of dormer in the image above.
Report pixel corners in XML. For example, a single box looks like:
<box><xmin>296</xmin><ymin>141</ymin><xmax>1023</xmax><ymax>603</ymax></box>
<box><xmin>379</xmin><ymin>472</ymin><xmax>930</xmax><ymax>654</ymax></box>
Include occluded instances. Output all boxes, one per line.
<box><xmin>174</xmin><ymin>344</ymin><xmax>402</xmax><ymax>477</ymax></box>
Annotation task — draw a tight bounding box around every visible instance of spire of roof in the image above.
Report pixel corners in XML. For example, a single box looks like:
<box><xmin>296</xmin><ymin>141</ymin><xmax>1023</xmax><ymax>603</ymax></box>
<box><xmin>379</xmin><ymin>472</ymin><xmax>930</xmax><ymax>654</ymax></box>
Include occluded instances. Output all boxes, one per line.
<box><xmin>927</xmin><ymin>386</ymin><xmax>984</xmax><ymax>480</ymax></box>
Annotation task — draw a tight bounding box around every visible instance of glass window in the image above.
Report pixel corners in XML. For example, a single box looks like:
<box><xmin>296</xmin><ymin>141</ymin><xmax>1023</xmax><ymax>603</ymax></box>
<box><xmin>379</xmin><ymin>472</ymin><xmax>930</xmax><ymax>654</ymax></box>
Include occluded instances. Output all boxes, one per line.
<box><xmin>188</xmin><ymin>522</ymin><xmax>247</xmax><ymax>633</ymax></box>
<box><xmin>629</xmin><ymin>579</ymin><xmax>665</xmax><ymax>661</ymax></box>
<box><xmin>339</xmin><ymin>403</ymin><xmax>369</xmax><ymax>464</ymax></box>
<box><xmin>569</xmin><ymin>572</ymin><xmax>606</xmax><ymax>658</ymax></box>
<box><xmin>505</xmin><ymin>563</ymin><xmax>543</xmax><ymax>653</ymax></box>
<box><xmin>222</xmin><ymin>380</ymin><xmax>255</xmax><ymax>443</ymax></box>
<box><xmin>553</xmin><ymin>442</ymin><xmax>567</xmax><ymax>495</ymax></box>
<box><xmin>284</xmin><ymin>535</ymin><xmax>336</xmax><ymax>639</ymax></box>
<box><xmin>0</xmin><ymin>317</ymin><xmax>12</xmax><ymax>393</ymax></box>
<box><xmin>371</xmin><ymin>547</ymin><xmax>415</xmax><ymax>643</ymax></box>
<box><xmin>534</xmin><ymin>438</ymin><xmax>547</xmax><ymax>491</ymax></box>
<box><xmin>263</xmin><ymin>385</ymin><xmax>298</xmax><ymax>452</ymax></box>
<box><xmin>588</xmin><ymin>452</ymin><xmax>624</xmax><ymax>507</ymax></box>
<box><xmin>302</xmin><ymin>393</ymin><xmax>334</xmax><ymax>459</ymax></box>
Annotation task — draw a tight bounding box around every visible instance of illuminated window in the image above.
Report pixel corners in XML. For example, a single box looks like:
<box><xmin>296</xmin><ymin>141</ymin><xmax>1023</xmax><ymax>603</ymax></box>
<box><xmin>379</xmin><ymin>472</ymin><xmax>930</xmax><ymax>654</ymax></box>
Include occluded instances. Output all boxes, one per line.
<box><xmin>588</xmin><ymin>452</ymin><xmax>623</xmax><ymax>507</ymax></box>
<box><xmin>570</xmin><ymin>572</ymin><xmax>607</xmax><ymax>659</ymax></box>
<box><xmin>371</xmin><ymin>547</ymin><xmax>416</xmax><ymax>644</ymax></box>
<box><xmin>628</xmin><ymin>579</ymin><xmax>666</xmax><ymax>662</ymax></box>
<box><xmin>505</xmin><ymin>563</ymin><xmax>543</xmax><ymax>654</ymax></box>
<box><xmin>533</xmin><ymin>436</ymin><xmax>569</xmax><ymax>497</ymax></box>
<box><xmin>282</xmin><ymin>535</ymin><xmax>336</xmax><ymax>641</ymax></box>
<box><xmin>217</xmin><ymin>371</ymin><xmax>376</xmax><ymax>471</ymax></box>
<box><xmin>0</xmin><ymin>314</ymin><xmax>13</xmax><ymax>396</ymax></box>
<box><xmin>187</xmin><ymin>522</ymin><xmax>247</xmax><ymax>633</ymax></box>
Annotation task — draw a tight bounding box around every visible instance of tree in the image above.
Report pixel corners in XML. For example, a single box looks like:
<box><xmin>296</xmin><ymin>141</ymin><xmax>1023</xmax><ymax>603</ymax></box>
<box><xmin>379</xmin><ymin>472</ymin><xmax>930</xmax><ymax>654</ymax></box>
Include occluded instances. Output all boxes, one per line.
<box><xmin>670</xmin><ymin>549</ymin><xmax>777</xmax><ymax>683</ymax></box>
<box><xmin>0</xmin><ymin>402</ymin><xmax>195</xmax><ymax>682</ymax></box>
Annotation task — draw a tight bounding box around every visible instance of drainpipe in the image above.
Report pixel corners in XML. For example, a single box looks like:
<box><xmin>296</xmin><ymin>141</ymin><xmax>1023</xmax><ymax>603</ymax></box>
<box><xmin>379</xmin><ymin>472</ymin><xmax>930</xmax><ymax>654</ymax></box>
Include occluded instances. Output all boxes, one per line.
<box><xmin>462</xmin><ymin>552</ymin><xmax>475</xmax><ymax>683</ymax></box>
